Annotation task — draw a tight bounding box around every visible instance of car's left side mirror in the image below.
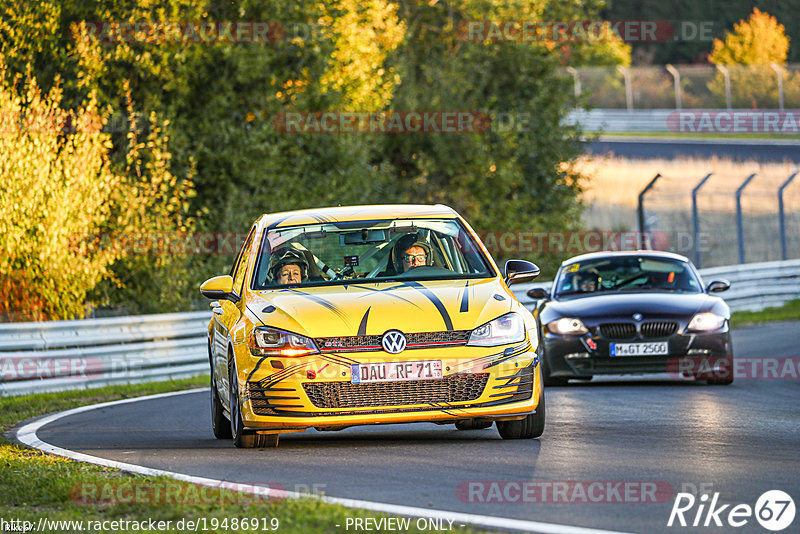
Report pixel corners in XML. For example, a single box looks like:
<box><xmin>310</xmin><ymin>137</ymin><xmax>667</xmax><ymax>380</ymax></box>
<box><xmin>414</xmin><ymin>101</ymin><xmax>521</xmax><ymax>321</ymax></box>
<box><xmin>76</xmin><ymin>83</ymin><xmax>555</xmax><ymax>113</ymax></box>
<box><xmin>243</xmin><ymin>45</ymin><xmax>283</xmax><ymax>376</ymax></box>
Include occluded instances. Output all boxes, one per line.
<box><xmin>527</xmin><ymin>287</ymin><xmax>549</xmax><ymax>299</ymax></box>
<box><xmin>706</xmin><ymin>279</ymin><xmax>731</xmax><ymax>293</ymax></box>
<box><xmin>504</xmin><ymin>260</ymin><xmax>540</xmax><ymax>286</ymax></box>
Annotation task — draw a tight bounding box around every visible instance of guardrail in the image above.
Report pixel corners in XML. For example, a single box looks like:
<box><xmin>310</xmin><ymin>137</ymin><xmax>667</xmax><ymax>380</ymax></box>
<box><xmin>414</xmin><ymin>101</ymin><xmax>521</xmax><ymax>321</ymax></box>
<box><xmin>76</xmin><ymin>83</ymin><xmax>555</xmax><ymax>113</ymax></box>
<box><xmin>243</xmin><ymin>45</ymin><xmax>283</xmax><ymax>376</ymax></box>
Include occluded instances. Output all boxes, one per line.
<box><xmin>2</xmin><ymin>259</ymin><xmax>799</xmax><ymax>396</ymax></box>
<box><xmin>0</xmin><ymin>312</ymin><xmax>209</xmax><ymax>396</ymax></box>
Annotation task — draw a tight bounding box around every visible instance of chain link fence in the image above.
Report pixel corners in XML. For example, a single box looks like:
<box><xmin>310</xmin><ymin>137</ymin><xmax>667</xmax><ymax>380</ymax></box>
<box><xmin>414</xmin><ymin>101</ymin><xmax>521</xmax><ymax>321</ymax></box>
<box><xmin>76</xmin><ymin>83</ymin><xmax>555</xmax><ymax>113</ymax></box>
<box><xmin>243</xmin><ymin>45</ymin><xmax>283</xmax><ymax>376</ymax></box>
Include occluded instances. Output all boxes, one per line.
<box><xmin>565</xmin><ymin>64</ymin><xmax>800</xmax><ymax>110</ymax></box>
<box><xmin>639</xmin><ymin>171</ymin><xmax>800</xmax><ymax>268</ymax></box>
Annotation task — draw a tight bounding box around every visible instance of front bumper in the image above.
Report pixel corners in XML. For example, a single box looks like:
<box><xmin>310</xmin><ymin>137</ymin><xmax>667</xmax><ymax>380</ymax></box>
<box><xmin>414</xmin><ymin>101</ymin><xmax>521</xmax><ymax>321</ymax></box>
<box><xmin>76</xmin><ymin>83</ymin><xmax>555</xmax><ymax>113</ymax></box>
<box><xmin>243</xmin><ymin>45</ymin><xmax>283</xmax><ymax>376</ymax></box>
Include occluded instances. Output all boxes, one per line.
<box><xmin>234</xmin><ymin>342</ymin><xmax>542</xmax><ymax>431</ymax></box>
<box><xmin>544</xmin><ymin>330</ymin><xmax>732</xmax><ymax>377</ymax></box>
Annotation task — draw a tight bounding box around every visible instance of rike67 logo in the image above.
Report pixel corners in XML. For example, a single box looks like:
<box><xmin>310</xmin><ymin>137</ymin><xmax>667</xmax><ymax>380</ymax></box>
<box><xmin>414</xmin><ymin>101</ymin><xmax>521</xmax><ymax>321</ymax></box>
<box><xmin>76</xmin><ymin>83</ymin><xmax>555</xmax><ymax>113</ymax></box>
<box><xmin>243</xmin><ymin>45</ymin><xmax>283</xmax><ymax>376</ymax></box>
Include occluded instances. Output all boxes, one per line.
<box><xmin>668</xmin><ymin>490</ymin><xmax>795</xmax><ymax>531</ymax></box>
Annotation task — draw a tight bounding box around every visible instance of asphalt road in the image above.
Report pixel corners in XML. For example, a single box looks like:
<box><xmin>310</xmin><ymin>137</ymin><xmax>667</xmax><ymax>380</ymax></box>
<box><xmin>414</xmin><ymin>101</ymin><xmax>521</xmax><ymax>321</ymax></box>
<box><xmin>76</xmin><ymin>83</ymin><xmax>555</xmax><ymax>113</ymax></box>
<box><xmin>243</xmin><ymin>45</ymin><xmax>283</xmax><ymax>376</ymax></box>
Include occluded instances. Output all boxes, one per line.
<box><xmin>29</xmin><ymin>322</ymin><xmax>800</xmax><ymax>534</ymax></box>
<box><xmin>587</xmin><ymin>138</ymin><xmax>800</xmax><ymax>163</ymax></box>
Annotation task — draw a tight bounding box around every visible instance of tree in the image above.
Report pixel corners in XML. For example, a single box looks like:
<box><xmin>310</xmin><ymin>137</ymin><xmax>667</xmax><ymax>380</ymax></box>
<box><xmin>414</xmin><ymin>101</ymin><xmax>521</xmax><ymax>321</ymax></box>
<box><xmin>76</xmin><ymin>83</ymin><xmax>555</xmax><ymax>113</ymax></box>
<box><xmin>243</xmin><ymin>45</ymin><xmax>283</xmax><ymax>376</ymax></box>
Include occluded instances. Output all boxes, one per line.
<box><xmin>0</xmin><ymin>59</ymin><xmax>192</xmax><ymax>320</ymax></box>
<box><xmin>709</xmin><ymin>7</ymin><xmax>789</xmax><ymax>65</ymax></box>
<box><xmin>708</xmin><ymin>8</ymin><xmax>795</xmax><ymax>109</ymax></box>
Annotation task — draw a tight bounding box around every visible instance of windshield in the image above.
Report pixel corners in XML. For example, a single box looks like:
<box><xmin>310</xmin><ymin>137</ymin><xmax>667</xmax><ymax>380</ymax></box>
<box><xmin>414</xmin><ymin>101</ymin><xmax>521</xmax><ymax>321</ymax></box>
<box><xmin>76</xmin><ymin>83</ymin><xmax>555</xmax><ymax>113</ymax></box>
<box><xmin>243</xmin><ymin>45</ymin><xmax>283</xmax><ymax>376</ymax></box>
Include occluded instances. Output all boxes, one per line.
<box><xmin>554</xmin><ymin>256</ymin><xmax>702</xmax><ymax>298</ymax></box>
<box><xmin>251</xmin><ymin>219</ymin><xmax>494</xmax><ymax>289</ymax></box>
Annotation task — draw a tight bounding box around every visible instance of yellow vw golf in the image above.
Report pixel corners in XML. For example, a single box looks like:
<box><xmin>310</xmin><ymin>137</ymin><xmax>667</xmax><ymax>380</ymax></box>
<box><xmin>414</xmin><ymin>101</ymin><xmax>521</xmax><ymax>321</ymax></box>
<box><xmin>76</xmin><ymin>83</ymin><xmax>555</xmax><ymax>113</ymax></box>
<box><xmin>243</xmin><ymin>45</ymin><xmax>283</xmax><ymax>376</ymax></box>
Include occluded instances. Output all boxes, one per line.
<box><xmin>200</xmin><ymin>205</ymin><xmax>544</xmax><ymax>447</ymax></box>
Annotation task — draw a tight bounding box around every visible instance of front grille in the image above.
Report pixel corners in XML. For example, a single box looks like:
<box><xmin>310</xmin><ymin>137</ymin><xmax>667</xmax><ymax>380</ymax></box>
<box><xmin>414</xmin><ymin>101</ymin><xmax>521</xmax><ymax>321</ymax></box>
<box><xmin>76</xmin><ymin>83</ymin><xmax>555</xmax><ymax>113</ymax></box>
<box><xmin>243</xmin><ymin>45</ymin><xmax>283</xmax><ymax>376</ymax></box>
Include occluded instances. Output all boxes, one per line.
<box><xmin>599</xmin><ymin>323</ymin><xmax>636</xmax><ymax>340</ymax></box>
<box><xmin>641</xmin><ymin>321</ymin><xmax>677</xmax><ymax>338</ymax></box>
<box><xmin>303</xmin><ymin>373</ymin><xmax>489</xmax><ymax>409</ymax></box>
<box><xmin>316</xmin><ymin>330</ymin><xmax>471</xmax><ymax>352</ymax></box>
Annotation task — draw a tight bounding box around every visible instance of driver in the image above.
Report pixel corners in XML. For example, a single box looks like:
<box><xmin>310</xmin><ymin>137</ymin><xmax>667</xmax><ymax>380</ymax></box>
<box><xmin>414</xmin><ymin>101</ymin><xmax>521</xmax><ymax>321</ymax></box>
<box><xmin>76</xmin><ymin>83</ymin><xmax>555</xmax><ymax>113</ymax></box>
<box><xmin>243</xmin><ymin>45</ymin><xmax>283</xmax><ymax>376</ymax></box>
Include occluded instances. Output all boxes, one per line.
<box><xmin>268</xmin><ymin>248</ymin><xmax>308</xmax><ymax>285</ymax></box>
<box><xmin>577</xmin><ymin>272</ymin><xmax>598</xmax><ymax>292</ymax></box>
<box><xmin>395</xmin><ymin>236</ymin><xmax>432</xmax><ymax>273</ymax></box>
<box><xmin>378</xmin><ymin>233</ymin><xmax>433</xmax><ymax>276</ymax></box>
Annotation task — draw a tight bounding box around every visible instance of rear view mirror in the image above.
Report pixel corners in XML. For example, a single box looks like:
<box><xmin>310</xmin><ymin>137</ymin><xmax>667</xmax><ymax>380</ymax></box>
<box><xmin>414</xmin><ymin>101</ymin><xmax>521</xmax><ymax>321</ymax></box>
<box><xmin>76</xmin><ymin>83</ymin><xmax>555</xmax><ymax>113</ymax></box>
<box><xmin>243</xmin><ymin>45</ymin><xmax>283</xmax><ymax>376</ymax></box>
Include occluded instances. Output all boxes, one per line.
<box><xmin>504</xmin><ymin>260</ymin><xmax>540</xmax><ymax>286</ymax></box>
<box><xmin>340</xmin><ymin>229</ymin><xmax>389</xmax><ymax>245</ymax></box>
<box><xmin>706</xmin><ymin>279</ymin><xmax>731</xmax><ymax>293</ymax></box>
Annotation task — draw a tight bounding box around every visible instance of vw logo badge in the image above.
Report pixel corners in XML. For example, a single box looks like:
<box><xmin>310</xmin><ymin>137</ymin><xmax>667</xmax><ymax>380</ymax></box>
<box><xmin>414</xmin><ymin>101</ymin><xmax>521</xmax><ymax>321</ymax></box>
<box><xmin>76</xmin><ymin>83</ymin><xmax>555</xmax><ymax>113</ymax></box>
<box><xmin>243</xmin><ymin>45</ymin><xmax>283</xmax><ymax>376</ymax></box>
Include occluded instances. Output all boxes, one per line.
<box><xmin>381</xmin><ymin>330</ymin><xmax>407</xmax><ymax>354</ymax></box>
<box><xmin>632</xmin><ymin>313</ymin><xmax>643</xmax><ymax>321</ymax></box>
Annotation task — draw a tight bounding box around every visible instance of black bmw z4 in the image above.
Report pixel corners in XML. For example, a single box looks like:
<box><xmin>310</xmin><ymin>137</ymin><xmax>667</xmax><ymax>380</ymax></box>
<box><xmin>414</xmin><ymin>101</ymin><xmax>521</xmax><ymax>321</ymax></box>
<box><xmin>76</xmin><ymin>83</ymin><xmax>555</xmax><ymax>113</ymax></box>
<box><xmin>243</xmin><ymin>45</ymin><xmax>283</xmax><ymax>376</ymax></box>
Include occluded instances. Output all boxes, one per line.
<box><xmin>529</xmin><ymin>251</ymin><xmax>734</xmax><ymax>386</ymax></box>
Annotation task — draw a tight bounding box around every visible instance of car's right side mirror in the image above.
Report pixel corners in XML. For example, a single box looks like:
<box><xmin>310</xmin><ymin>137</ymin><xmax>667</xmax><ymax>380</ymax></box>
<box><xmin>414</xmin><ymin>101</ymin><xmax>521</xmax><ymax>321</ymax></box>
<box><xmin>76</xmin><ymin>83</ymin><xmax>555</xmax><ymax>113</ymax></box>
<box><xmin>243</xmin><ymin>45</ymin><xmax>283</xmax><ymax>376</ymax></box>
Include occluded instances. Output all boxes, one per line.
<box><xmin>706</xmin><ymin>279</ymin><xmax>731</xmax><ymax>293</ymax></box>
<box><xmin>200</xmin><ymin>275</ymin><xmax>238</xmax><ymax>301</ymax></box>
<box><xmin>504</xmin><ymin>260</ymin><xmax>540</xmax><ymax>286</ymax></box>
<box><xmin>527</xmin><ymin>287</ymin><xmax>549</xmax><ymax>299</ymax></box>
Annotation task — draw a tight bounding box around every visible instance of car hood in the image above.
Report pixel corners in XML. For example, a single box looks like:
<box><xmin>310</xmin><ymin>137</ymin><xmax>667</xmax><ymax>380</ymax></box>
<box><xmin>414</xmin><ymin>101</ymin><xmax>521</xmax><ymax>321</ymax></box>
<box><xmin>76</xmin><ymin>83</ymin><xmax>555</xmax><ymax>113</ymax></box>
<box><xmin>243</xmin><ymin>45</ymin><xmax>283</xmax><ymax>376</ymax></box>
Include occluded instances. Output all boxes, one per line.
<box><xmin>542</xmin><ymin>291</ymin><xmax>717</xmax><ymax>321</ymax></box>
<box><xmin>246</xmin><ymin>278</ymin><xmax>513</xmax><ymax>337</ymax></box>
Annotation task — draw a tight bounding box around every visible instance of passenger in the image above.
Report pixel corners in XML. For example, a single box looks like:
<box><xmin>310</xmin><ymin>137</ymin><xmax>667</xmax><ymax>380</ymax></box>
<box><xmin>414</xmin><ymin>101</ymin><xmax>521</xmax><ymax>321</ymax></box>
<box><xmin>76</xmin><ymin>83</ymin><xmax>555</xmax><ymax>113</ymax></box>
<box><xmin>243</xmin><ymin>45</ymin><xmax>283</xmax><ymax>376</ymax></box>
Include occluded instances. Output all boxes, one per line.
<box><xmin>268</xmin><ymin>248</ymin><xmax>308</xmax><ymax>285</ymax></box>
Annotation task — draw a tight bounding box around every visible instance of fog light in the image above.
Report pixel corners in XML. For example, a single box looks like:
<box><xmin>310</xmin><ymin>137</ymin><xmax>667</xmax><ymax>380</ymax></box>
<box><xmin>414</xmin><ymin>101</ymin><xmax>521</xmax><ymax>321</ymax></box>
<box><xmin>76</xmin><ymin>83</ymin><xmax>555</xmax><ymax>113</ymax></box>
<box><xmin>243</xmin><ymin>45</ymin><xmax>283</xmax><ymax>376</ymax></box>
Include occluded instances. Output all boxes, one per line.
<box><xmin>565</xmin><ymin>352</ymin><xmax>590</xmax><ymax>359</ymax></box>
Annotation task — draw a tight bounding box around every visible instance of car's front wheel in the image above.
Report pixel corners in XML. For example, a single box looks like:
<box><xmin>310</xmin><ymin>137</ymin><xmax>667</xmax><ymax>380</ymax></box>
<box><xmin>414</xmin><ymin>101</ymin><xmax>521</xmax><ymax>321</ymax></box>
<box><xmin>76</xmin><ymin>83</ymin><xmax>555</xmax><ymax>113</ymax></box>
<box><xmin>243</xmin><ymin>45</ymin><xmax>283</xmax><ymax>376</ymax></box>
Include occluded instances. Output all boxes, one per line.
<box><xmin>211</xmin><ymin>371</ymin><xmax>232</xmax><ymax>439</ymax></box>
<box><xmin>542</xmin><ymin>351</ymin><xmax>568</xmax><ymax>386</ymax></box>
<box><xmin>496</xmin><ymin>388</ymin><xmax>545</xmax><ymax>439</ymax></box>
<box><xmin>229</xmin><ymin>356</ymin><xmax>279</xmax><ymax>448</ymax></box>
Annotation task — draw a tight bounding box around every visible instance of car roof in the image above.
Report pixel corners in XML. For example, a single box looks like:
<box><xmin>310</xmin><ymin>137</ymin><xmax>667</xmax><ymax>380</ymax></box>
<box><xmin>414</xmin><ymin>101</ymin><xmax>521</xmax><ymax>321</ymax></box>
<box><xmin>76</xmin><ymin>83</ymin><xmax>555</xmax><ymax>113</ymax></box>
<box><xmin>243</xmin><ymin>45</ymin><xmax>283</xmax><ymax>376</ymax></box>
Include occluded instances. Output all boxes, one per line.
<box><xmin>561</xmin><ymin>250</ymin><xmax>691</xmax><ymax>266</ymax></box>
<box><xmin>256</xmin><ymin>204</ymin><xmax>459</xmax><ymax>229</ymax></box>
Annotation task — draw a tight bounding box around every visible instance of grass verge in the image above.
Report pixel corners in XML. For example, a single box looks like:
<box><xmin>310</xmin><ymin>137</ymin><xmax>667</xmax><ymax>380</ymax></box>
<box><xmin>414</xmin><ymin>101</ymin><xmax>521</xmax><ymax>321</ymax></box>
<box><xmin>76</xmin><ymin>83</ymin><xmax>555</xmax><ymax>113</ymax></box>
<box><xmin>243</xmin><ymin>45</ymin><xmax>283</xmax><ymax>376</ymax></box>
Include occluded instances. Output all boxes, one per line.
<box><xmin>731</xmin><ymin>299</ymin><xmax>800</xmax><ymax>326</ymax></box>
<box><xmin>1</xmin><ymin>378</ymin><xmax>485</xmax><ymax>533</ymax></box>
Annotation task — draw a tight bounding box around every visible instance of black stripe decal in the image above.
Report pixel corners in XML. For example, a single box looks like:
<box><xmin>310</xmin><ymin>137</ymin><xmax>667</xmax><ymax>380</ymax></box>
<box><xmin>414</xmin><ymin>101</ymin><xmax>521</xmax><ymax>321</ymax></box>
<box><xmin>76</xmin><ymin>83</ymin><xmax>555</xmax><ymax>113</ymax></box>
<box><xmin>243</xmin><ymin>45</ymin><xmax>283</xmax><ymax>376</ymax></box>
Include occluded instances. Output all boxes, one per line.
<box><xmin>401</xmin><ymin>281</ymin><xmax>453</xmax><ymax>331</ymax></box>
<box><xmin>357</xmin><ymin>307</ymin><xmax>371</xmax><ymax>336</ymax></box>
<box><xmin>352</xmin><ymin>284</ymin><xmax>424</xmax><ymax>309</ymax></box>
<box><xmin>246</xmin><ymin>356</ymin><xmax>270</xmax><ymax>382</ymax></box>
<box><xmin>287</xmin><ymin>289</ymin><xmax>351</xmax><ymax>327</ymax></box>
<box><xmin>460</xmin><ymin>281</ymin><xmax>469</xmax><ymax>312</ymax></box>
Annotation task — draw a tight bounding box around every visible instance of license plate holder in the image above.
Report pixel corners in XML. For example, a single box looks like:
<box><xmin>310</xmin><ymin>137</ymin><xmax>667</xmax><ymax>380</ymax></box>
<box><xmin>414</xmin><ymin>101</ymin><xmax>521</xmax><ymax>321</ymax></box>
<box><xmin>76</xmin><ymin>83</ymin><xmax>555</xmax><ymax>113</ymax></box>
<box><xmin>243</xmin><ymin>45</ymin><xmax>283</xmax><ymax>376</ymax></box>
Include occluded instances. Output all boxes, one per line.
<box><xmin>351</xmin><ymin>360</ymin><xmax>443</xmax><ymax>383</ymax></box>
<box><xmin>610</xmin><ymin>342</ymin><xmax>669</xmax><ymax>357</ymax></box>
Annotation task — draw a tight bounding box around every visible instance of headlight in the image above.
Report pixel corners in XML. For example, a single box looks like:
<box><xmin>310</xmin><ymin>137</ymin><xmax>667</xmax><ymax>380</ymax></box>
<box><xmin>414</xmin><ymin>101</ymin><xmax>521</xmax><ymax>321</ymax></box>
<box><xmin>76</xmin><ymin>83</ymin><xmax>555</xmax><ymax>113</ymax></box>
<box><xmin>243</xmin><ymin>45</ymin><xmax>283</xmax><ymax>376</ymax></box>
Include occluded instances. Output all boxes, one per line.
<box><xmin>687</xmin><ymin>312</ymin><xmax>726</xmax><ymax>332</ymax></box>
<box><xmin>468</xmin><ymin>312</ymin><xmax>526</xmax><ymax>347</ymax></box>
<box><xmin>546</xmin><ymin>317</ymin><xmax>589</xmax><ymax>335</ymax></box>
<box><xmin>249</xmin><ymin>326</ymin><xmax>319</xmax><ymax>357</ymax></box>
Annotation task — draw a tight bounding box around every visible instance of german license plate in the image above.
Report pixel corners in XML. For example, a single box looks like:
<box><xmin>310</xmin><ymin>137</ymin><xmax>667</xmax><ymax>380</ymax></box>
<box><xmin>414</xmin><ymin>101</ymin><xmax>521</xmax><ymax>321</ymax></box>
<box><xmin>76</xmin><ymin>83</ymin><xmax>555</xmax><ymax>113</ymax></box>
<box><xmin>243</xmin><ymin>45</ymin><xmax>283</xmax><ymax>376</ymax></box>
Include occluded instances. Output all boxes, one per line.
<box><xmin>610</xmin><ymin>342</ymin><xmax>668</xmax><ymax>357</ymax></box>
<box><xmin>351</xmin><ymin>360</ymin><xmax>442</xmax><ymax>383</ymax></box>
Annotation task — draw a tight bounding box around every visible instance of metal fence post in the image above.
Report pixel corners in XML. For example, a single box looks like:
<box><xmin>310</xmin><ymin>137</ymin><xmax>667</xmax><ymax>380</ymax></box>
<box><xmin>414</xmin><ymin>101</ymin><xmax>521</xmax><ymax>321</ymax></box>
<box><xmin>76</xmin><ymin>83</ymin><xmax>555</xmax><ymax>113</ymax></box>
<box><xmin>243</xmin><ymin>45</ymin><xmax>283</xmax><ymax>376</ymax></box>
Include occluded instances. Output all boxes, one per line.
<box><xmin>665</xmin><ymin>64</ymin><xmax>682</xmax><ymax>110</ymax></box>
<box><xmin>692</xmin><ymin>173</ymin><xmax>713</xmax><ymax>268</ymax></box>
<box><xmin>736</xmin><ymin>173</ymin><xmax>757</xmax><ymax>264</ymax></box>
<box><xmin>637</xmin><ymin>173</ymin><xmax>661</xmax><ymax>249</ymax></box>
<box><xmin>617</xmin><ymin>66</ymin><xmax>633</xmax><ymax>111</ymax></box>
<box><xmin>715</xmin><ymin>65</ymin><xmax>732</xmax><ymax>109</ymax></box>
<box><xmin>779</xmin><ymin>172</ymin><xmax>798</xmax><ymax>260</ymax></box>
<box><xmin>770</xmin><ymin>63</ymin><xmax>785</xmax><ymax>110</ymax></box>
<box><xmin>565</xmin><ymin>66</ymin><xmax>581</xmax><ymax>101</ymax></box>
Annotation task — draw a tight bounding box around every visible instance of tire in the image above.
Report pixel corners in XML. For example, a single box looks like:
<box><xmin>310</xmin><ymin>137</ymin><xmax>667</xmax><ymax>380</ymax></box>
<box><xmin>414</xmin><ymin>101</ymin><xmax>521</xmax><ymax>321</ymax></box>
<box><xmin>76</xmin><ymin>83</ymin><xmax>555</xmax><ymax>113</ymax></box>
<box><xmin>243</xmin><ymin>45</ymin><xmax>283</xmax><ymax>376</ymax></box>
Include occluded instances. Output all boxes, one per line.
<box><xmin>211</xmin><ymin>371</ymin><xmax>232</xmax><ymax>439</ymax></box>
<box><xmin>497</xmin><ymin>388</ymin><xmax>545</xmax><ymax>439</ymax></box>
<box><xmin>703</xmin><ymin>355</ymin><xmax>734</xmax><ymax>386</ymax></box>
<box><xmin>707</xmin><ymin>377</ymin><xmax>733</xmax><ymax>386</ymax></box>
<box><xmin>455</xmin><ymin>419</ymin><xmax>493</xmax><ymax>430</ymax></box>
<box><xmin>229</xmin><ymin>356</ymin><xmax>279</xmax><ymax>448</ymax></box>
